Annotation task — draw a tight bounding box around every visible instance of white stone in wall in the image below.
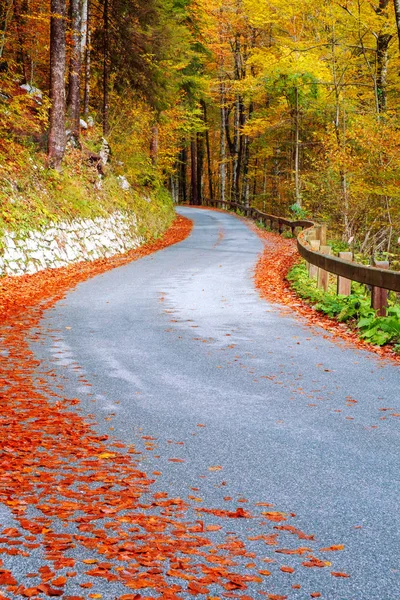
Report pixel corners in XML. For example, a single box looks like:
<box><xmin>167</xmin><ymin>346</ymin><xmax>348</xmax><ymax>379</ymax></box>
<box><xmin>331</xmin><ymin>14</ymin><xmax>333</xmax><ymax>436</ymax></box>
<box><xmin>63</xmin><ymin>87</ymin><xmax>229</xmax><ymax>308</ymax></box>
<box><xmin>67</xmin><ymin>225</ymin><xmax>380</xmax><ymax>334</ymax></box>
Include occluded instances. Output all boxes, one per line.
<box><xmin>0</xmin><ymin>210</ymin><xmax>142</xmax><ymax>277</ymax></box>
<box><xmin>3</xmin><ymin>247</ymin><xmax>25</xmax><ymax>262</ymax></box>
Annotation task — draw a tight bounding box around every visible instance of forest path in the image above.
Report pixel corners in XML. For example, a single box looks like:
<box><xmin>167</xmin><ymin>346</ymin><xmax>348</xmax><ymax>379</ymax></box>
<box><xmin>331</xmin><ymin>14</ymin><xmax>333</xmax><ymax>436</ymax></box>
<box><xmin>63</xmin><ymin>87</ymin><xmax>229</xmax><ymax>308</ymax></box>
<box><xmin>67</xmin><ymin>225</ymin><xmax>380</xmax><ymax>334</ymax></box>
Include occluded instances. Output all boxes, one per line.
<box><xmin>32</xmin><ymin>207</ymin><xmax>399</xmax><ymax>600</ymax></box>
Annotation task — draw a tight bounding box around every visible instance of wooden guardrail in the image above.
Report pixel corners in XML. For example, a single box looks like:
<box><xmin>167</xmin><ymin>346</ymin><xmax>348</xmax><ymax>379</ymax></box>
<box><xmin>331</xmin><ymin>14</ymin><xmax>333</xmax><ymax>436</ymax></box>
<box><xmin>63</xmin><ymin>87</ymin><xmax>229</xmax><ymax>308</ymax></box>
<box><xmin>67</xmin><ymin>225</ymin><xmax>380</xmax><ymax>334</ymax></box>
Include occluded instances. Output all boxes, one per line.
<box><xmin>202</xmin><ymin>199</ymin><xmax>400</xmax><ymax>314</ymax></box>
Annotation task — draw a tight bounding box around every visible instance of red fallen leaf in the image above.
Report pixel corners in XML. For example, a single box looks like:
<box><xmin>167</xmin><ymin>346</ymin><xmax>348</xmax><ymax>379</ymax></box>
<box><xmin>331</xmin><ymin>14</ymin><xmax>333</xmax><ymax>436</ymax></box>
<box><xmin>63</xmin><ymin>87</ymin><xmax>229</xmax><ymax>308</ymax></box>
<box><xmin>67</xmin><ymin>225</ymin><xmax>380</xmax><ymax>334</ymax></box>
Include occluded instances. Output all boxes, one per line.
<box><xmin>188</xmin><ymin>581</ymin><xmax>210</xmax><ymax>594</ymax></box>
<box><xmin>64</xmin><ymin>597</ymin><xmax>85</xmax><ymax>600</ymax></box>
<box><xmin>280</xmin><ymin>566</ymin><xmax>295</xmax><ymax>573</ymax></box>
<box><xmin>302</xmin><ymin>558</ymin><xmax>330</xmax><ymax>568</ymax></box>
<box><xmin>262</xmin><ymin>511</ymin><xmax>287</xmax><ymax>522</ymax></box>
<box><xmin>274</xmin><ymin>525</ymin><xmax>314</xmax><ymax>540</ymax></box>
<box><xmin>331</xmin><ymin>571</ymin><xmax>350</xmax><ymax>578</ymax></box>
<box><xmin>168</xmin><ymin>458</ymin><xmax>185</xmax><ymax>463</ymax></box>
<box><xmin>47</xmin><ymin>588</ymin><xmax>64</xmax><ymax>597</ymax></box>
<box><xmin>2</xmin><ymin>528</ymin><xmax>20</xmax><ymax>537</ymax></box>
<box><xmin>51</xmin><ymin>576</ymin><xmax>67</xmax><ymax>587</ymax></box>
<box><xmin>320</xmin><ymin>544</ymin><xmax>345</xmax><ymax>552</ymax></box>
<box><xmin>292</xmin><ymin>584</ymin><xmax>301</xmax><ymax>589</ymax></box>
<box><xmin>275</xmin><ymin>547</ymin><xmax>312</xmax><ymax>555</ymax></box>
<box><xmin>258</xmin><ymin>570</ymin><xmax>271</xmax><ymax>576</ymax></box>
<box><xmin>80</xmin><ymin>582</ymin><xmax>94</xmax><ymax>588</ymax></box>
<box><xmin>268</xmin><ymin>595</ymin><xmax>288</xmax><ymax>600</ymax></box>
<box><xmin>310</xmin><ymin>594</ymin><xmax>321</xmax><ymax>598</ymax></box>
<box><xmin>119</xmin><ymin>596</ymin><xmax>142</xmax><ymax>600</ymax></box>
<box><xmin>21</xmin><ymin>589</ymin><xmax>39</xmax><ymax>598</ymax></box>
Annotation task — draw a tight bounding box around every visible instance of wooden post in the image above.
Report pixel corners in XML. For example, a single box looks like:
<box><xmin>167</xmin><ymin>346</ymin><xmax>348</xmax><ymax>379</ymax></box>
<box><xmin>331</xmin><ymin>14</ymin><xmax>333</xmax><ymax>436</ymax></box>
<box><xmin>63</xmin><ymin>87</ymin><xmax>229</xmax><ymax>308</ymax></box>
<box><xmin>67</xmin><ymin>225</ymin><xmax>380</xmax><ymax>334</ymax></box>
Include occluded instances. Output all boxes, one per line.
<box><xmin>371</xmin><ymin>261</ymin><xmax>389</xmax><ymax>316</ymax></box>
<box><xmin>309</xmin><ymin>240</ymin><xmax>320</xmax><ymax>279</ymax></box>
<box><xmin>317</xmin><ymin>245</ymin><xmax>332</xmax><ymax>291</ymax></box>
<box><xmin>337</xmin><ymin>252</ymin><xmax>353</xmax><ymax>295</ymax></box>
<box><xmin>319</xmin><ymin>223</ymin><xmax>327</xmax><ymax>245</ymax></box>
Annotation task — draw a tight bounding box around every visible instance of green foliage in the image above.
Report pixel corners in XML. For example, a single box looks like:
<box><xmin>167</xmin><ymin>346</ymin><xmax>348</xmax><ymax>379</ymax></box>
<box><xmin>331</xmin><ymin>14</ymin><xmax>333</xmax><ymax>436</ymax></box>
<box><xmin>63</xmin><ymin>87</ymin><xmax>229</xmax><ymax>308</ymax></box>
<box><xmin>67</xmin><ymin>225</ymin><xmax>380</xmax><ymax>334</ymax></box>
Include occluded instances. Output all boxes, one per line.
<box><xmin>287</xmin><ymin>261</ymin><xmax>400</xmax><ymax>347</ymax></box>
<box><xmin>289</xmin><ymin>203</ymin><xmax>308</xmax><ymax>220</ymax></box>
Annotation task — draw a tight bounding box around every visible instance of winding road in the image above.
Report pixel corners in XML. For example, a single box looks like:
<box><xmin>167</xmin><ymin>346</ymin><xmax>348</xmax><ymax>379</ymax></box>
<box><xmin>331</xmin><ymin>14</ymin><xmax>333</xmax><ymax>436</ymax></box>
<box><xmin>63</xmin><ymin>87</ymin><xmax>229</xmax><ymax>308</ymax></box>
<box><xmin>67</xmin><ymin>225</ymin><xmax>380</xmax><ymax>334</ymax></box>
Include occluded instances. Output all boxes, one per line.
<box><xmin>32</xmin><ymin>207</ymin><xmax>399</xmax><ymax>599</ymax></box>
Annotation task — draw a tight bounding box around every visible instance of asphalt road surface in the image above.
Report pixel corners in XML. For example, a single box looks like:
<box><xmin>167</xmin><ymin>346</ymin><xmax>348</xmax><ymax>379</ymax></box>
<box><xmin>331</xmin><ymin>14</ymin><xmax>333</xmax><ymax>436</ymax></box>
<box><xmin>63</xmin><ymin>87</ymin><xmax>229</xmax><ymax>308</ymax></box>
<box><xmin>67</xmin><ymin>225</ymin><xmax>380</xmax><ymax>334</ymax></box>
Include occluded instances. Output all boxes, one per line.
<box><xmin>31</xmin><ymin>207</ymin><xmax>399</xmax><ymax>599</ymax></box>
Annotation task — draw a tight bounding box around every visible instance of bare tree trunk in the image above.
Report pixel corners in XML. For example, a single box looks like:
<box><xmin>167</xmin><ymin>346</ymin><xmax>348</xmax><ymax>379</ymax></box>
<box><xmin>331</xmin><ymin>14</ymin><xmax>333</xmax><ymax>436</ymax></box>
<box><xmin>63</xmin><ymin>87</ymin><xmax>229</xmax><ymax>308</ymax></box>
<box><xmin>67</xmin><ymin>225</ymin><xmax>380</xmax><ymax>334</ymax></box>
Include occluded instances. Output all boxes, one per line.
<box><xmin>83</xmin><ymin>0</ymin><xmax>91</xmax><ymax>116</ymax></box>
<box><xmin>179</xmin><ymin>147</ymin><xmax>188</xmax><ymax>203</ymax></box>
<box><xmin>102</xmin><ymin>0</ymin><xmax>109</xmax><ymax>136</ymax></box>
<box><xmin>150</xmin><ymin>124</ymin><xmax>159</xmax><ymax>166</ymax></box>
<box><xmin>13</xmin><ymin>0</ymin><xmax>29</xmax><ymax>83</ymax></box>
<box><xmin>241</xmin><ymin>102</ymin><xmax>253</xmax><ymax>206</ymax></box>
<box><xmin>48</xmin><ymin>0</ymin><xmax>67</xmax><ymax>170</ymax></box>
<box><xmin>220</xmin><ymin>81</ymin><xmax>227</xmax><ymax>204</ymax></box>
<box><xmin>294</xmin><ymin>87</ymin><xmax>301</xmax><ymax>206</ymax></box>
<box><xmin>190</xmin><ymin>138</ymin><xmax>198</xmax><ymax>205</ymax></box>
<box><xmin>67</xmin><ymin>0</ymin><xmax>82</xmax><ymax>142</ymax></box>
<box><xmin>201</xmin><ymin>100</ymin><xmax>214</xmax><ymax>202</ymax></box>
<box><xmin>196</xmin><ymin>131</ymin><xmax>204</xmax><ymax>205</ymax></box>
<box><xmin>376</xmin><ymin>1</ymin><xmax>392</xmax><ymax>112</ymax></box>
<box><xmin>0</xmin><ymin>0</ymin><xmax>13</xmax><ymax>59</ymax></box>
<box><xmin>376</xmin><ymin>34</ymin><xmax>391</xmax><ymax>111</ymax></box>
<box><xmin>394</xmin><ymin>0</ymin><xmax>400</xmax><ymax>51</ymax></box>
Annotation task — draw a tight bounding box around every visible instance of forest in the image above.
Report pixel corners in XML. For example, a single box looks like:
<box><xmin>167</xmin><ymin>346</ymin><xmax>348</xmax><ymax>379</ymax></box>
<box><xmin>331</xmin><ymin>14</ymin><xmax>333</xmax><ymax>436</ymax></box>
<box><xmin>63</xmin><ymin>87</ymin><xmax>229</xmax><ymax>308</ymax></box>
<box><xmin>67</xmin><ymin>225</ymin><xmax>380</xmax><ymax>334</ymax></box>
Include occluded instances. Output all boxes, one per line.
<box><xmin>1</xmin><ymin>0</ymin><xmax>400</xmax><ymax>258</ymax></box>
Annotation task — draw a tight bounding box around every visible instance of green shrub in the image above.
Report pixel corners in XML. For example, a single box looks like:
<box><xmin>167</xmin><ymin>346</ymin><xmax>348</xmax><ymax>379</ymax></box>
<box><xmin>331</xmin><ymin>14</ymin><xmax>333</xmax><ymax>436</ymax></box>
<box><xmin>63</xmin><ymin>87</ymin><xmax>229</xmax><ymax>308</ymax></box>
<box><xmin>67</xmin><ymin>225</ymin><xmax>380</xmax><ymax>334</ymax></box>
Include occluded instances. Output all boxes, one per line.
<box><xmin>287</xmin><ymin>261</ymin><xmax>400</xmax><ymax>347</ymax></box>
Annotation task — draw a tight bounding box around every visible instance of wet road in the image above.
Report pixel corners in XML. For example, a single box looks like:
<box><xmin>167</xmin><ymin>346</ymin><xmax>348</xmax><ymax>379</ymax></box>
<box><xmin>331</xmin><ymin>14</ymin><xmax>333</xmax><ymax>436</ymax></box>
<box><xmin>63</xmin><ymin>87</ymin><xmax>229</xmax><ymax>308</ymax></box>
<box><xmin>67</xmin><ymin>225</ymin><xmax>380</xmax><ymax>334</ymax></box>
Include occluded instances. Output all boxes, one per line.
<box><xmin>32</xmin><ymin>207</ymin><xmax>399</xmax><ymax>599</ymax></box>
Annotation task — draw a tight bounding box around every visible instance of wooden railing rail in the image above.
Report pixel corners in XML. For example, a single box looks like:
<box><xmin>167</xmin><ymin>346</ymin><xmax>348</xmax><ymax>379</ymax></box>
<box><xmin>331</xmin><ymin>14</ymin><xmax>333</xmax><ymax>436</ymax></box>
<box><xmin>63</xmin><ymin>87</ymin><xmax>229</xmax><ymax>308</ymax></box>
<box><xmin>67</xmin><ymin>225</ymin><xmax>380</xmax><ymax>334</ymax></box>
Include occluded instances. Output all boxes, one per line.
<box><xmin>201</xmin><ymin>200</ymin><xmax>400</xmax><ymax>309</ymax></box>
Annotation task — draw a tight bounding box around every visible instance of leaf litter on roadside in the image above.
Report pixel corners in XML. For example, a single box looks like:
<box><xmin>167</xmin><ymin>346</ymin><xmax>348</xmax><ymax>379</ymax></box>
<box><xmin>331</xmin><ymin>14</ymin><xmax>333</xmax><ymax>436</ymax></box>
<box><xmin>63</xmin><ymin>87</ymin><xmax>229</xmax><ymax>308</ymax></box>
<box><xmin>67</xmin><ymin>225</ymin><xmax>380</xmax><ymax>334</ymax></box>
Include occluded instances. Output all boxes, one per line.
<box><xmin>0</xmin><ymin>215</ymin><xmax>349</xmax><ymax>598</ymax></box>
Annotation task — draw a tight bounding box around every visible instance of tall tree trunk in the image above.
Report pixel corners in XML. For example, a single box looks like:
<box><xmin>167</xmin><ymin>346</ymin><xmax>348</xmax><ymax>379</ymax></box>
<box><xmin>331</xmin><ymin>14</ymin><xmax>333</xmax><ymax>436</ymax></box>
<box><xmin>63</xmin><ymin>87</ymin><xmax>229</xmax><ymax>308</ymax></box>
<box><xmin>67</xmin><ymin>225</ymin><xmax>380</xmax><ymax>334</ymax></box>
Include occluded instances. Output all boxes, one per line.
<box><xmin>67</xmin><ymin>0</ymin><xmax>82</xmax><ymax>142</ymax></box>
<box><xmin>294</xmin><ymin>87</ymin><xmax>301</xmax><ymax>206</ymax></box>
<box><xmin>48</xmin><ymin>0</ymin><xmax>67</xmax><ymax>170</ymax></box>
<box><xmin>83</xmin><ymin>0</ymin><xmax>91</xmax><ymax>116</ymax></box>
<box><xmin>201</xmin><ymin>100</ymin><xmax>213</xmax><ymax>202</ymax></box>
<box><xmin>14</xmin><ymin>0</ymin><xmax>28</xmax><ymax>83</ymax></box>
<box><xmin>0</xmin><ymin>0</ymin><xmax>13</xmax><ymax>59</ymax></box>
<box><xmin>376</xmin><ymin>33</ymin><xmax>392</xmax><ymax>112</ymax></box>
<box><xmin>220</xmin><ymin>82</ymin><xmax>227</xmax><ymax>204</ymax></box>
<box><xmin>196</xmin><ymin>131</ymin><xmax>204</xmax><ymax>205</ymax></box>
<box><xmin>190</xmin><ymin>138</ymin><xmax>198</xmax><ymax>205</ymax></box>
<box><xmin>241</xmin><ymin>102</ymin><xmax>253</xmax><ymax>207</ymax></box>
<box><xmin>102</xmin><ymin>0</ymin><xmax>109</xmax><ymax>136</ymax></box>
<box><xmin>376</xmin><ymin>1</ymin><xmax>392</xmax><ymax>113</ymax></box>
<box><xmin>179</xmin><ymin>147</ymin><xmax>187</xmax><ymax>203</ymax></box>
<box><xmin>150</xmin><ymin>124</ymin><xmax>159</xmax><ymax>166</ymax></box>
<box><xmin>394</xmin><ymin>0</ymin><xmax>400</xmax><ymax>51</ymax></box>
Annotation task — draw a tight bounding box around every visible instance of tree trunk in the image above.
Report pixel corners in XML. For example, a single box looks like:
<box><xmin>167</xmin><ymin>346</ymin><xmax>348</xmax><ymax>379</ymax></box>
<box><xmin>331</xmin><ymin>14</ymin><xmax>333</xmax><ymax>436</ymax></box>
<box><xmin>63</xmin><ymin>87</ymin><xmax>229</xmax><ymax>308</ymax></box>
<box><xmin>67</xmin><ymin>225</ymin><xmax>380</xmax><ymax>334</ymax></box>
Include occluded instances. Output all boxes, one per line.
<box><xmin>376</xmin><ymin>33</ymin><xmax>391</xmax><ymax>112</ymax></box>
<box><xmin>294</xmin><ymin>87</ymin><xmax>301</xmax><ymax>206</ymax></box>
<box><xmin>13</xmin><ymin>0</ymin><xmax>28</xmax><ymax>83</ymax></box>
<box><xmin>241</xmin><ymin>103</ymin><xmax>253</xmax><ymax>207</ymax></box>
<box><xmin>150</xmin><ymin>124</ymin><xmax>159</xmax><ymax>166</ymax></box>
<box><xmin>179</xmin><ymin>147</ymin><xmax>188</xmax><ymax>203</ymax></box>
<box><xmin>394</xmin><ymin>0</ymin><xmax>400</xmax><ymax>51</ymax></box>
<box><xmin>190</xmin><ymin>138</ymin><xmax>198</xmax><ymax>205</ymax></box>
<box><xmin>220</xmin><ymin>81</ymin><xmax>227</xmax><ymax>204</ymax></box>
<box><xmin>0</xmin><ymin>0</ymin><xmax>13</xmax><ymax>59</ymax></box>
<box><xmin>102</xmin><ymin>0</ymin><xmax>110</xmax><ymax>136</ymax></box>
<box><xmin>83</xmin><ymin>0</ymin><xmax>91</xmax><ymax>116</ymax></box>
<box><xmin>67</xmin><ymin>0</ymin><xmax>82</xmax><ymax>142</ymax></box>
<box><xmin>196</xmin><ymin>131</ymin><xmax>204</xmax><ymax>205</ymax></box>
<box><xmin>376</xmin><ymin>1</ymin><xmax>392</xmax><ymax>113</ymax></box>
<box><xmin>201</xmin><ymin>100</ymin><xmax>213</xmax><ymax>202</ymax></box>
<box><xmin>48</xmin><ymin>0</ymin><xmax>67</xmax><ymax>170</ymax></box>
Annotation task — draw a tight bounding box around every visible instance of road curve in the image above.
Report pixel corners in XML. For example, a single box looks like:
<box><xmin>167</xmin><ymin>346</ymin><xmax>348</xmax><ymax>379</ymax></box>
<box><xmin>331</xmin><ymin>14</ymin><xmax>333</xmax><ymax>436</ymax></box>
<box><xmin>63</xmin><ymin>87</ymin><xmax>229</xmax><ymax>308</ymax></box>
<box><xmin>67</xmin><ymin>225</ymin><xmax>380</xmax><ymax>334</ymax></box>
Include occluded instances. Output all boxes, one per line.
<box><xmin>34</xmin><ymin>207</ymin><xmax>399</xmax><ymax>599</ymax></box>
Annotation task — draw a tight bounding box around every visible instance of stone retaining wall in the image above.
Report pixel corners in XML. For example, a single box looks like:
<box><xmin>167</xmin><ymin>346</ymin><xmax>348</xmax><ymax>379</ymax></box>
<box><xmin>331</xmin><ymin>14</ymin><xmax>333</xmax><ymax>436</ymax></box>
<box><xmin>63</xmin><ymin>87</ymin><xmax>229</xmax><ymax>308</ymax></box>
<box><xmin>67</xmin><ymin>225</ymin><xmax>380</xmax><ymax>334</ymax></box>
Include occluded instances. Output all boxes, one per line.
<box><xmin>0</xmin><ymin>211</ymin><xmax>143</xmax><ymax>276</ymax></box>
